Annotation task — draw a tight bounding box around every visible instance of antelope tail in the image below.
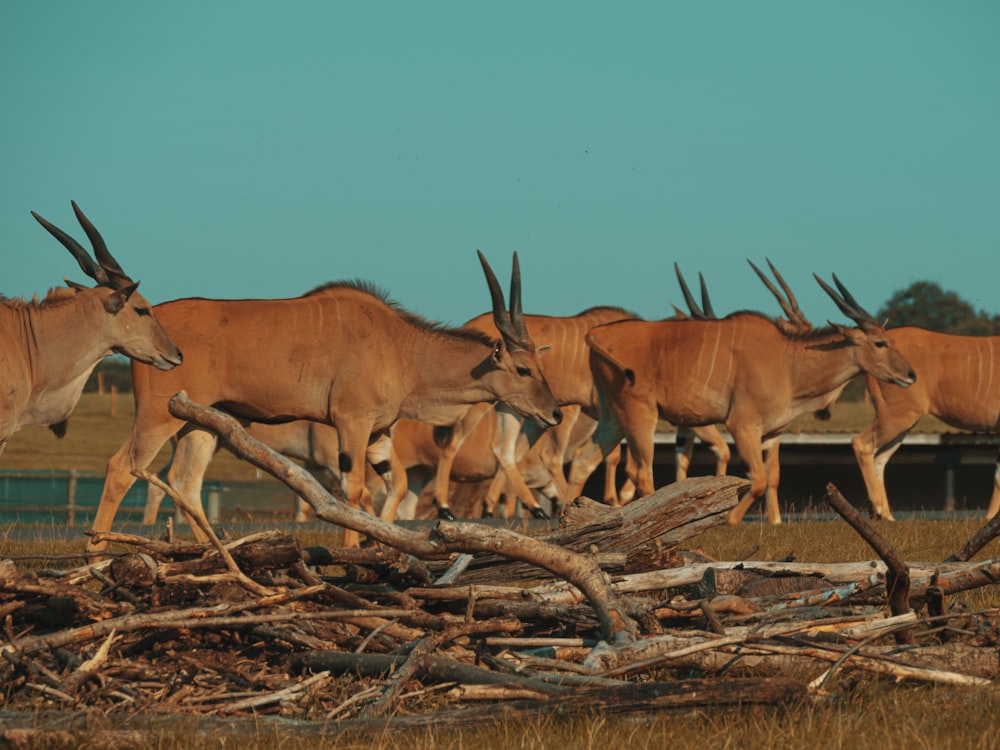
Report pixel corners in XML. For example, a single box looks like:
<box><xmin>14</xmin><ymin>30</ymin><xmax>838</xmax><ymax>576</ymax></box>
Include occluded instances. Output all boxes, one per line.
<box><xmin>586</xmin><ymin>333</ymin><xmax>636</xmax><ymax>386</ymax></box>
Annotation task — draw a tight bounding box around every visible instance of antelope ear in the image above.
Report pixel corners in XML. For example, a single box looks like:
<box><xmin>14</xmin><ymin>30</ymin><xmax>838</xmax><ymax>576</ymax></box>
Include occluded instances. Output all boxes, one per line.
<box><xmin>64</xmin><ymin>278</ymin><xmax>87</xmax><ymax>292</ymax></box>
<box><xmin>103</xmin><ymin>288</ymin><xmax>128</xmax><ymax>314</ymax></box>
<box><xmin>118</xmin><ymin>280</ymin><xmax>139</xmax><ymax>300</ymax></box>
<box><xmin>491</xmin><ymin>339</ymin><xmax>505</xmax><ymax>363</ymax></box>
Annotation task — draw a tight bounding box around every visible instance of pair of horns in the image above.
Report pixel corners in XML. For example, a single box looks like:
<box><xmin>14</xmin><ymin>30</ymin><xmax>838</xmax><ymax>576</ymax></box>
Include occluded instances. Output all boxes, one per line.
<box><xmin>478</xmin><ymin>250</ymin><xmax>533</xmax><ymax>351</ymax></box>
<box><xmin>814</xmin><ymin>273</ymin><xmax>880</xmax><ymax>329</ymax></box>
<box><xmin>674</xmin><ymin>263</ymin><xmax>716</xmax><ymax>320</ymax></box>
<box><xmin>31</xmin><ymin>201</ymin><xmax>133</xmax><ymax>290</ymax></box>
<box><xmin>748</xmin><ymin>258</ymin><xmax>810</xmax><ymax>329</ymax></box>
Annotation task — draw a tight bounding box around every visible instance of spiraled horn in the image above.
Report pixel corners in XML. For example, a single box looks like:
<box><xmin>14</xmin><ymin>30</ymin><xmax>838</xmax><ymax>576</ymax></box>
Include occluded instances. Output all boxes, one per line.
<box><xmin>71</xmin><ymin>201</ymin><xmax>132</xmax><ymax>288</ymax></box>
<box><xmin>698</xmin><ymin>272</ymin><xmax>716</xmax><ymax>319</ymax></box>
<box><xmin>749</xmin><ymin>259</ymin><xmax>809</xmax><ymax>328</ymax></box>
<box><xmin>674</xmin><ymin>263</ymin><xmax>706</xmax><ymax>319</ymax></box>
<box><xmin>508</xmin><ymin>252</ymin><xmax>532</xmax><ymax>344</ymax></box>
<box><xmin>477</xmin><ymin>250</ymin><xmax>533</xmax><ymax>350</ymax></box>
<box><xmin>814</xmin><ymin>273</ymin><xmax>878</xmax><ymax>328</ymax></box>
<box><xmin>31</xmin><ymin>207</ymin><xmax>109</xmax><ymax>286</ymax></box>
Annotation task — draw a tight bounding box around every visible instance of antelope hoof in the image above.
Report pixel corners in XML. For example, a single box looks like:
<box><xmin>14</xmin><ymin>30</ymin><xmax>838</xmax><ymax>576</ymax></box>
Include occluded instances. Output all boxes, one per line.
<box><xmin>437</xmin><ymin>506</ymin><xmax>456</xmax><ymax>521</ymax></box>
<box><xmin>530</xmin><ymin>507</ymin><xmax>550</xmax><ymax>520</ymax></box>
<box><xmin>481</xmin><ymin>509</ymin><xmax>494</xmax><ymax>519</ymax></box>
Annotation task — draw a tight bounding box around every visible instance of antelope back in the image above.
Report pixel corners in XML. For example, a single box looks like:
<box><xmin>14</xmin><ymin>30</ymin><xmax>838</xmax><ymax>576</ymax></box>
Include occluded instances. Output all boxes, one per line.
<box><xmin>869</xmin><ymin>328</ymin><xmax>1000</xmax><ymax>430</ymax></box>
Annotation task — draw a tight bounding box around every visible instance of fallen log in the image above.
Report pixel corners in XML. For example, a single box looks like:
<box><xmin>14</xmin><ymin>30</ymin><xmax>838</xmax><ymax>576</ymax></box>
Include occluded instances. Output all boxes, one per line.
<box><xmin>294</xmin><ymin>650</ymin><xmax>572</xmax><ymax>694</ymax></box>
<box><xmin>324</xmin><ymin>677</ymin><xmax>808</xmax><ymax>734</ymax></box>
<box><xmin>449</xmin><ymin>475</ymin><xmax>750</xmax><ymax>583</ymax></box>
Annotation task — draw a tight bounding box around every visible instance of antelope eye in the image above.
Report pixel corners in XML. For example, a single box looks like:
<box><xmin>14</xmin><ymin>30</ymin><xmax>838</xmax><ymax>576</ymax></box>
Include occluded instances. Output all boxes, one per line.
<box><xmin>516</xmin><ymin>366</ymin><xmax>532</xmax><ymax>377</ymax></box>
<box><xmin>874</xmin><ymin>340</ymin><xmax>887</xmax><ymax>349</ymax></box>
<box><xmin>135</xmin><ymin>307</ymin><xmax>152</xmax><ymax>317</ymax></box>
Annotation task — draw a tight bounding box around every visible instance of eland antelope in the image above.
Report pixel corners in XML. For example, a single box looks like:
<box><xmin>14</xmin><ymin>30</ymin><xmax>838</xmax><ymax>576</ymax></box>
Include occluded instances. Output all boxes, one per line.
<box><xmin>392</xmin><ymin>407</ymin><xmax>573</xmax><ymax>518</ymax></box>
<box><xmin>90</xmin><ymin>251</ymin><xmax>561</xmax><ymax>552</ymax></box>
<box><xmin>0</xmin><ymin>202</ymin><xmax>181</xmax><ymax>455</ymax></box>
<box><xmin>420</xmin><ymin>306</ymin><xmax>640</xmax><ymax>520</ymax></box>
<box><xmin>568</xmin><ymin>268</ymin><xmax>733</xmax><ymax>507</ymax></box>
<box><xmin>598</xmin><ymin>261</ymin><xmax>842</xmax><ymax>516</ymax></box>
<box><xmin>852</xmin><ymin>328</ymin><xmax>1000</xmax><ymax>521</ymax></box>
<box><xmin>587</xmin><ymin>273</ymin><xmax>916</xmax><ymax>525</ymax></box>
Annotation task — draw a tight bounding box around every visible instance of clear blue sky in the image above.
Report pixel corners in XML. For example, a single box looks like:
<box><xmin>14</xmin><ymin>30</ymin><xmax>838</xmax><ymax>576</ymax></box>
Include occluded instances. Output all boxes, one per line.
<box><xmin>3</xmin><ymin>2</ymin><xmax>998</xmax><ymax>327</ymax></box>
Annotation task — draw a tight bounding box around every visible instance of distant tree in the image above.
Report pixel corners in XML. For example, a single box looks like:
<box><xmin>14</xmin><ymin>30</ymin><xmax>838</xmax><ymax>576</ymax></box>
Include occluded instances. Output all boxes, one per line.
<box><xmin>876</xmin><ymin>281</ymin><xmax>1000</xmax><ymax>336</ymax></box>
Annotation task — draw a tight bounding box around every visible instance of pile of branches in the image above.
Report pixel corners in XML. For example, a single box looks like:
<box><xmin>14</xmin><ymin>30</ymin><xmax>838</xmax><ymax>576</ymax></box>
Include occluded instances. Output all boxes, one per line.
<box><xmin>2</xmin><ymin>394</ymin><xmax>999</xmax><ymax>741</ymax></box>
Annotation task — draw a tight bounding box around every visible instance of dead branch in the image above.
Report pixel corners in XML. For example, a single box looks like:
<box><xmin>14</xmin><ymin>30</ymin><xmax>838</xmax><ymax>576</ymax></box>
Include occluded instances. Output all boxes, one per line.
<box><xmin>947</xmin><ymin>510</ymin><xmax>1000</xmax><ymax>563</ymax></box>
<box><xmin>825</xmin><ymin>483</ymin><xmax>913</xmax><ymax>643</ymax></box>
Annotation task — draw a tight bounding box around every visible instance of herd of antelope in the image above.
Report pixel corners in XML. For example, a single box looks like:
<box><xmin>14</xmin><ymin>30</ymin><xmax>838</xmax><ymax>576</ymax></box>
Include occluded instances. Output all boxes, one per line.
<box><xmin>5</xmin><ymin>202</ymin><xmax>1000</xmax><ymax>554</ymax></box>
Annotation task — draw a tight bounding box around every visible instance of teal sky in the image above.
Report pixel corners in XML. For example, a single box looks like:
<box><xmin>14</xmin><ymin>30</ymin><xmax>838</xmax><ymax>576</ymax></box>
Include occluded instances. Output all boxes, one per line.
<box><xmin>3</xmin><ymin>2</ymin><xmax>998</xmax><ymax>327</ymax></box>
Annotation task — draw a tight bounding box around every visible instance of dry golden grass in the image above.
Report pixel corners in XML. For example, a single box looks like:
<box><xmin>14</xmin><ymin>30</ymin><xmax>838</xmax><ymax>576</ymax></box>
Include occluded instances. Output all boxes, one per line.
<box><xmin>2</xmin><ymin>392</ymin><xmax>259</xmax><ymax>480</ymax></box>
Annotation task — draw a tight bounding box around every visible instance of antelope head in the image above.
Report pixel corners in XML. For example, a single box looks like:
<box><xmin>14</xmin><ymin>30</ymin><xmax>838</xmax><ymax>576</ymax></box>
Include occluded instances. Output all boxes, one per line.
<box><xmin>815</xmin><ymin>273</ymin><xmax>915</xmax><ymax>388</ymax></box>
<box><xmin>477</xmin><ymin>250</ymin><xmax>562</xmax><ymax>427</ymax></box>
<box><xmin>31</xmin><ymin>201</ymin><xmax>183</xmax><ymax>371</ymax></box>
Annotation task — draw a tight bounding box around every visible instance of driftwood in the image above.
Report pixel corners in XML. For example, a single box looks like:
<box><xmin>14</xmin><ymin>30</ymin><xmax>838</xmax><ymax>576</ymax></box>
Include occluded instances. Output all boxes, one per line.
<box><xmin>1</xmin><ymin>396</ymin><xmax>999</xmax><ymax>733</ymax></box>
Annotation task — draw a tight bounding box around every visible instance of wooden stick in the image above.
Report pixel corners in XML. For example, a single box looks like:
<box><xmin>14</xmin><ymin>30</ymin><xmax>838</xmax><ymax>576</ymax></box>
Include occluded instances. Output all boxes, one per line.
<box><xmin>360</xmin><ymin>635</ymin><xmax>442</xmax><ymax>719</ymax></box>
<box><xmin>220</xmin><ymin>670</ymin><xmax>331</xmax><ymax>713</ymax></box>
<box><xmin>824</xmin><ymin>483</ymin><xmax>913</xmax><ymax>644</ymax></box>
<box><xmin>947</xmin><ymin>510</ymin><xmax>1000</xmax><ymax>562</ymax></box>
<box><xmin>136</xmin><ymin>470</ymin><xmax>275</xmax><ymax>597</ymax></box>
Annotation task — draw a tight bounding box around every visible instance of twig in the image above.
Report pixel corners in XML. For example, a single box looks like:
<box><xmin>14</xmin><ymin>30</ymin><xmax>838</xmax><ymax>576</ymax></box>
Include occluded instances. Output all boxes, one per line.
<box><xmin>60</xmin><ymin>628</ymin><xmax>118</xmax><ymax>695</ymax></box>
<box><xmin>361</xmin><ymin>635</ymin><xmax>442</xmax><ymax>718</ymax></box>
<box><xmin>219</xmin><ymin>670</ymin><xmax>331</xmax><ymax>713</ymax></box>
<box><xmin>947</xmin><ymin>510</ymin><xmax>1000</xmax><ymax>563</ymax></box>
<box><xmin>136</xmin><ymin>470</ymin><xmax>275</xmax><ymax>597</ymax></box>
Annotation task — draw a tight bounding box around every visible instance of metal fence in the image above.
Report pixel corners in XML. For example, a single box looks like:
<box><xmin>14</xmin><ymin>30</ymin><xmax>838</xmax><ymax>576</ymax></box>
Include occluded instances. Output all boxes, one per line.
<box><xmin>0</xmin><ymin>470</ymin><xmax>302</xmax><ymax>527</ymax></box>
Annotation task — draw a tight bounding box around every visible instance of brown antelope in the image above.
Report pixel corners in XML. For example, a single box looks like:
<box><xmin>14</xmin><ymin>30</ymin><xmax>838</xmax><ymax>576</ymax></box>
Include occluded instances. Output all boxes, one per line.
<box><xmin>566</xmin><ymin>269</ymin><xmax>733</xmax><ymax>507</ymax></box>
<box><xmin>596</xmin><ymin>261</ymin><xmax>825</xmax><ymax>511</ymax></box>
<box><xmin>392</xmin><ymin>407</ymin><xmax>572</xmax><ymax>518</ymax></box>
<box><xmin>852</xmin><ymin>328</ymin><xmax>1000</xmax><ymax>521</ymax></box>
<box><xmin>634</xmin><ymin>261</ymin><xmax>846</xmax><ymax>521</ymax></box>
<box><xmin>419</xmin><ymin>306</ymin><xmax>640</xmax><ymax>520</ymax></box>
<box><xmin>143</xmin><ymin>410</ymin><xmax>571</xmax><ymax>523</ymax></box>
<box><xmin>90</xmin><ymin>251</ymin><xmax>561</xmax><ymax>552</ymax></box>
<box><xmin>0</xmin><ymin>202</ymin><xmax>182</xmax><ymax>455</ymax></box>
<box><xmin>140</xmin><ymin>420</ymin><xmax>377</xmax><ymax>525</ymax></box>
<box><xmin>587</xmin><ymin>273</ymin><xmax>916</xmax><ymax>525</ymax></box>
